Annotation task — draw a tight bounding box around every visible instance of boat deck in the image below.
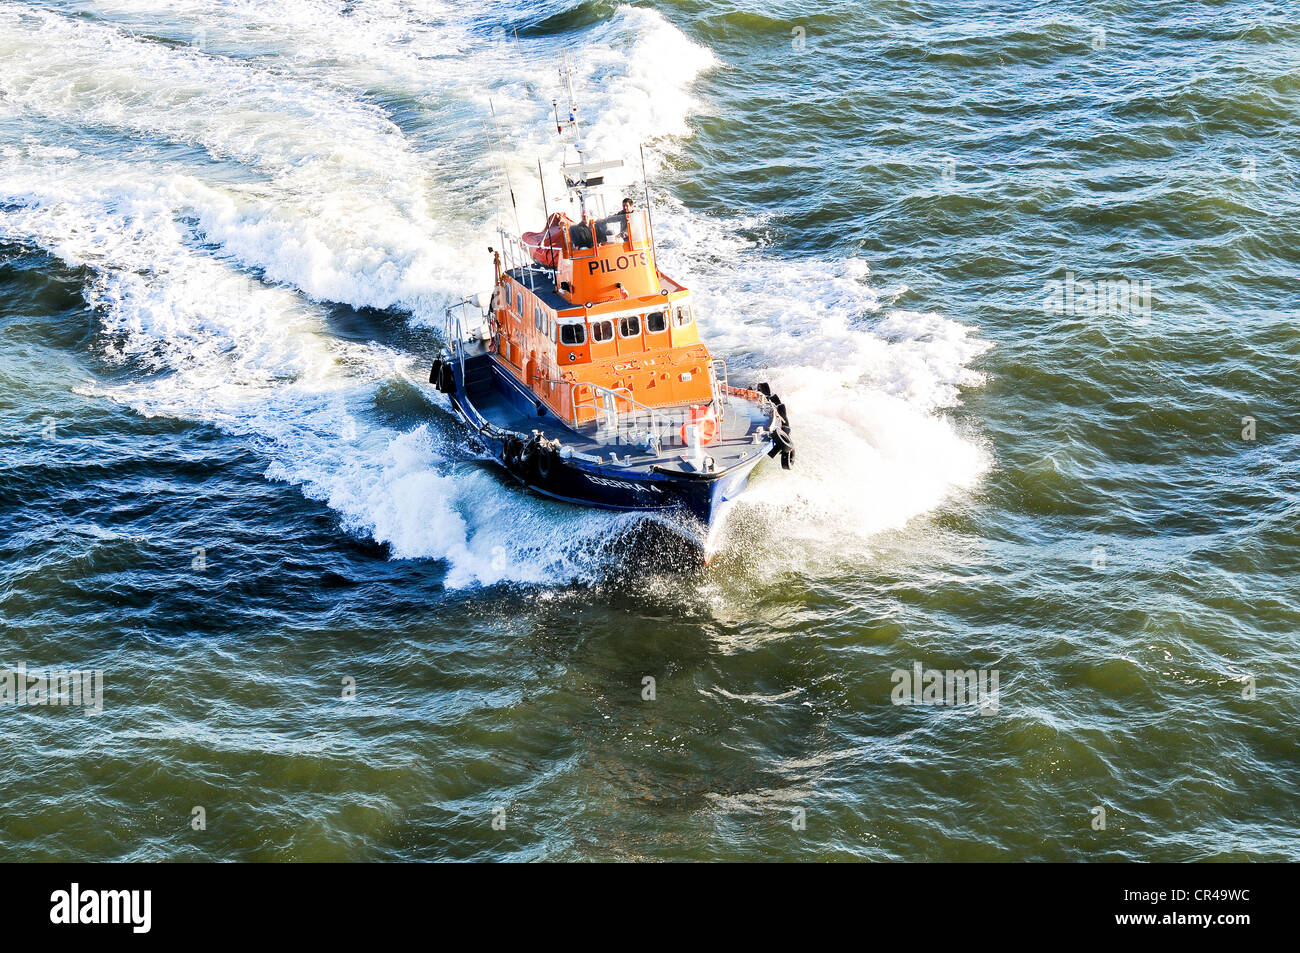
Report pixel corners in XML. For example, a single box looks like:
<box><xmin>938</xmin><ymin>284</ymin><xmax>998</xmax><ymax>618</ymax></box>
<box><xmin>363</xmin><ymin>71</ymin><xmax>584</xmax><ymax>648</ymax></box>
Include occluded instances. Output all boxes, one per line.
<box><xmin>457</xmin><ymin>346</ymin><xmax>773</xmax><ymax>475</ymax></box>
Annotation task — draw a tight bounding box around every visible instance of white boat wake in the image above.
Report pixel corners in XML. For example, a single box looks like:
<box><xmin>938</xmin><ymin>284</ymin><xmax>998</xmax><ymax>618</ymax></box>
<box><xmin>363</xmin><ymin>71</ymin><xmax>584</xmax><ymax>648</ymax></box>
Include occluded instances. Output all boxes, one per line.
<box><xmin>0</xmin><ymin>0</ymin><xmax>988</xmax><ymax>586</ymax></box>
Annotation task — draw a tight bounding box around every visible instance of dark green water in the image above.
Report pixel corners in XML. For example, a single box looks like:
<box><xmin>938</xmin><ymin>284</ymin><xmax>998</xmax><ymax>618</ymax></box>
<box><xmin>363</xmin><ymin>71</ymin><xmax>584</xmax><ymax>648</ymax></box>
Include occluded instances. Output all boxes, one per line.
<box><xmin>1</xmin><ymin>0</ymin><xmax>1297</xmax><ymax>860</ymax></box>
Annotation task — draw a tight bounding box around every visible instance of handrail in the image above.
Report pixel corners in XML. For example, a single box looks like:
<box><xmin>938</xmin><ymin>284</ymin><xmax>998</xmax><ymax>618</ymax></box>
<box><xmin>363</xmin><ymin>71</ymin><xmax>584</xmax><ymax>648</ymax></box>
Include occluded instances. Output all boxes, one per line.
<box><xmin>498</xmin><ymin>227</ymin><xmax>557</xmax><ymax>290</ymax></box>
<box><xmin>709</xmin><ymin>358</ymin><xmax>729</xmax><ymax>423</ymax></box>
<box><xmin>443</xmin><ymin>298</ymin><xmax>491</xmax><ymax>384</ymax></box>
<box><xmin>570</xmin><ymin>382</ymin><xmax>673</xmax><ymax>427</ymax></box>
<box><xmin>570</xmin><ymin>381</ymin><xmax>686</xmax><ymax>452</ymax></box>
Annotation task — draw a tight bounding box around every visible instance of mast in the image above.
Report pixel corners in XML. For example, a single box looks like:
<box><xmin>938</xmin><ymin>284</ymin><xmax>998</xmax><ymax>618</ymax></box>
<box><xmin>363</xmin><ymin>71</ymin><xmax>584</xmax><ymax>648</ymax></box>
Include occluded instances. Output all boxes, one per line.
<box><xmin>558</xmin><ymin>52</ymin><xmax>581</xmax><ymax>139</ymax></box>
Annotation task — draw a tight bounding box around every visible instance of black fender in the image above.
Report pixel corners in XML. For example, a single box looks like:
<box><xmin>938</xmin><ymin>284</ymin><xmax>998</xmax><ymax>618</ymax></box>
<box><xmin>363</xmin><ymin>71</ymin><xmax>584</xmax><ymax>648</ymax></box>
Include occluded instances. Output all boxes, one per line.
<box><xmin>768</xmin><ymin>427</ymin><xmax>792</xmax><ymax>456</ymax></box>
<box><xmin>503</xmin><ymin>434</ymin><xmax>539</xmax><ymax>475</ymax></box>
<box><xmin>534</xmin><ymin>443</ymin><xmax>558</xmax><ymax>481</ymax></box>
<box><xmin>430</xmin><ymin>358</ymin><xmax>456</xmax><ymax>394</ymax></box>
<box><xmin>763</xmin><ymin>388</ymin><xmax>794</xmax><ymax>468</ymax></box>
<box><xmin>502</xmin><ymin>434</ymin><xmax>524</xmax><ymax>469</ymax></box>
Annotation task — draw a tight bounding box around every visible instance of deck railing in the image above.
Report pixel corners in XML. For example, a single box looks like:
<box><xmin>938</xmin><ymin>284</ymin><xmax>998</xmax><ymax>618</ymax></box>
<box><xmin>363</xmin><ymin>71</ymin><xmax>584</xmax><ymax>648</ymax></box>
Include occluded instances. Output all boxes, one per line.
<box><xmin>709</xmin><ymin>358</ymin><xmax>729</xmax><ymax>423</ymax></box>
<box><xmin>497</xmin><ymin>227</ymin><xmax>553</xmax><ymax>292</ymax></box>
<box><xmin>443</xmin><ymin>298</ymin><xmax>492</xmax><ymax>381</ymax></box>
<box><xmin>567</xmin><ymin>382</ymin><xmax>737</xmax><ymax>464</ymax></box>
<box><xmin>570</xmin><ymin>382</ymin><xmax>684</xmax><ymax>453</ymax></box>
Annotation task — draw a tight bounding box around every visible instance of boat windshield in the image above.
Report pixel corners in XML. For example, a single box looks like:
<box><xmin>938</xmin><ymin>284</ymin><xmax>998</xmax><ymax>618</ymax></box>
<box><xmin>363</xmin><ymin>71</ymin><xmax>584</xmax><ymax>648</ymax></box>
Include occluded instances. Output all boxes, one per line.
<box><xmin>569</xmin><ymin>222</ymin><xmax>594</xmax><ymax>249</ymax></box>
<box><xmin>594</xmin><ymin>207</ymin><xmax>647</xmax><ymax>245</ymax></box>
<box><xmin>597</xmin><ymin>213</ymin><xmax>628</xmax><ymax>244</ymax></box>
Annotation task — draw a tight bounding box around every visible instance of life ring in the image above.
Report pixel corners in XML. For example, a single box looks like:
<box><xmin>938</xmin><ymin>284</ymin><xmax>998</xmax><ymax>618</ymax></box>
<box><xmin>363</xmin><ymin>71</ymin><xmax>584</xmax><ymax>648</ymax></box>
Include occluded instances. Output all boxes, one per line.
<box><xmin>680</xmin><ymin>404</ymin><xmax>717</xmax><ymax>444</ymax></box>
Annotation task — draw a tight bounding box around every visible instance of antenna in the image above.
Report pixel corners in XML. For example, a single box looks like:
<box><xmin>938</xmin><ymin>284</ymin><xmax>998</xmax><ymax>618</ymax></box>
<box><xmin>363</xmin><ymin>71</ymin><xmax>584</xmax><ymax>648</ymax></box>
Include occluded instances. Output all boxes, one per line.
<box><xmin>640</xmin><ymin>143</ymin><xmax>656</xmax><ymax>250</ymax></box>
<box><xmin>513</xmin><ymin>29</ymin><xmax>529</xmax><ymax>95</ymax></box>
<box><xmin>537</xmin><ymin>158</ymin><xmax>549</xmax><ymax>219</ymax></box>
<box><xmin>487</xmin><ymin>99</ymin><xmax>522</xmax><ymax>235</ymax></box>
<box><xmin>481</xmin><ymin>120</ymin><xmax>505</xmax><ymax>227</ymax></box>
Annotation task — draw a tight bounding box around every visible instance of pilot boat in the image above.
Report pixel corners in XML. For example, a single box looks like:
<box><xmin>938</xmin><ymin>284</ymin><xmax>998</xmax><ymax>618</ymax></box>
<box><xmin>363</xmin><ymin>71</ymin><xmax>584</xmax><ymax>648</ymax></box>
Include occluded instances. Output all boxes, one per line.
<box><xmin>429</xmin><ymin>99</ymin><xmax>792</xmax><ymax>553</ymax></box>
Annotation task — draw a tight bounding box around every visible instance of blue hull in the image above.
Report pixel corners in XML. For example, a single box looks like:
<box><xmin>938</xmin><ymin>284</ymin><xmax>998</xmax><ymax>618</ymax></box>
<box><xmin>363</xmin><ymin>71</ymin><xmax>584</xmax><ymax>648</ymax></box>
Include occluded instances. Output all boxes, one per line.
<box><xmin>437</xmin><ymin>353</ymin><xmax>773</xmax><ymax>537</ymax></box>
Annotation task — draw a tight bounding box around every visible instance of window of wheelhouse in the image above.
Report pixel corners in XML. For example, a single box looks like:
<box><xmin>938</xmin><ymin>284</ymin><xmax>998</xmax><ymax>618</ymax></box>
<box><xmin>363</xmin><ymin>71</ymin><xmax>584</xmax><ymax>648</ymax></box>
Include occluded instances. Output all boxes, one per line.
<box><xmin>560</xmin><ymin>322</ymin><xmax>586</xmax><ymax>346</ymax></box>
<box><xmin>596</xmin><ymin>215</ymin><xmax>627</xmax><ymax>245</ymax></box>
<box><xmin>669</xmin><ymin>303</ymin><xmax>696</xmax><ymax>345</ymax></box>
<box><xmin>591</xmin><ymin>320</ymin><xmax>614</xmax><ymax>343</ymax></box>
<box><xmin>618</xmin><ymin>315</ymin><xmax>640</xmax><ymax>338</ymax></box>
<box><xmin>645</xmin><ymin>310</ymin><xmax>667</xmax><ymax>334</ymax></box>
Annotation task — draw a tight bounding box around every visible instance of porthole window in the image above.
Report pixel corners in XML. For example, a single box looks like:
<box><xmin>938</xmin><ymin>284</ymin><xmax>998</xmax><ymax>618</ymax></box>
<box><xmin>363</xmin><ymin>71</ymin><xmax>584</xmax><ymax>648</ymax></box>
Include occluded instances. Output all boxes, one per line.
<box><xmin>591</xmin><ymin>320</ymin><xmax>614</xmax><ymax>343</ymax></box>
<box><xmin>618</xmin><ymin>315</ymin><xmax>641</xmax><ymax>338</ymax></box>
<box><xmin>646</xmin><ymin>310</ymin><xmax>667</xmax><ymax>333</ymax></box>
<box><xmin>560</xmin><ymin>323</ymin><xmax>586</xmax><ymax>346</ymax></box>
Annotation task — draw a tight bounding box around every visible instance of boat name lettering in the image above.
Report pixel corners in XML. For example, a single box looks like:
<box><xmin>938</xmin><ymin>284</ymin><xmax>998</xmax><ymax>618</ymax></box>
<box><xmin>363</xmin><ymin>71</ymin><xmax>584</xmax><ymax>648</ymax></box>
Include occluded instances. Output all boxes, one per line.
<box><xmin>586</xmin><ymin>475</ymin><xmax>662</xmax><ymax>493</ymax></box>
<box><xmin>587</xmin><ymin>252</ymin><xmax>648</xmax><ymax>275</ymax></box>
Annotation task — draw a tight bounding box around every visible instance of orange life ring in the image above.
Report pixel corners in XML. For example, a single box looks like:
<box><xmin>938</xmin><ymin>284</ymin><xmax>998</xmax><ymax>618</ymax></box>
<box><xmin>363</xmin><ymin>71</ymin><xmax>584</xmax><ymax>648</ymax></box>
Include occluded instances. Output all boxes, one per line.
<box><xmin>680</xmin><ymin>404</ymin><xmax>717</xmax><ymax>444</ymax></box>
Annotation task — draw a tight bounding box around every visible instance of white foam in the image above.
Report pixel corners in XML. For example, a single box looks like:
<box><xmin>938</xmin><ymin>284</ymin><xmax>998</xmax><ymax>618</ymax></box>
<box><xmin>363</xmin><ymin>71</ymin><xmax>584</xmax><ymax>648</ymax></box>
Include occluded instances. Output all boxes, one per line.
<box><xmin>0</xmin><ymin>1</ymin><xmax>989</xmax><ymax>585</ymax></box>
<box><xmin>643</xmin><ymin>200</ymin><xmax>990</xmax><ymax>568</ymax></box>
